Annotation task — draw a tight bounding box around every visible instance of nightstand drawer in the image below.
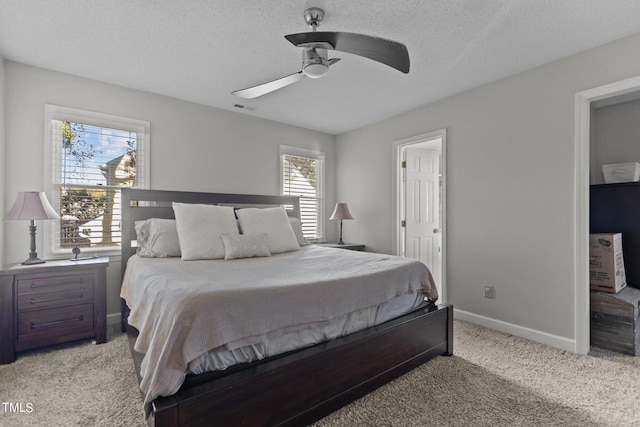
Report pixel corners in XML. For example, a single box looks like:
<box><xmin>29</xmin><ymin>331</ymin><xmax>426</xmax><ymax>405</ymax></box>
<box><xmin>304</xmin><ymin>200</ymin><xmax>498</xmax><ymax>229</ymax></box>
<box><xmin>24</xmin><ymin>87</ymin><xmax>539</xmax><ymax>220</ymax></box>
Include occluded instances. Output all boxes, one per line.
<box><xmin>17</xmin><ymin>303</ymin><xmax>94</xmax><ymax>350</ymax></box>
<box><xmin>17</xmin><ymin>273</ymin><xmax>93</xmax><ymax>294</ymax></box>
<box><xmin>17</xmin><ymin>285</ymin><xmax>93</xmax><ymax>310</ymax></box>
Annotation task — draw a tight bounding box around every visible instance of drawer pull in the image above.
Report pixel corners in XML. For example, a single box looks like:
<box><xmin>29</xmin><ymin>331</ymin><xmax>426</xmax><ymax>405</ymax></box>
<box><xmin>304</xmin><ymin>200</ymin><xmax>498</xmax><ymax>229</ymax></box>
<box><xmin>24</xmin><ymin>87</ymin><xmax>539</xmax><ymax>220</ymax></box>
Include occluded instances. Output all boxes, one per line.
<box><xmin>594</xmin><ymin>313</ymin><xmax>605</xmax><ymax>321</ymax></box>
<box><xmin>30</xmin><ymin>278</ymin><xmax>84</xmax><ymax>288</ymax></box>
<box><xmin>30</xmin><ymin>292</ymin><xmax>84</xmax><ymax>305</ymax></box>
<box><xmin>30</xmin><ymin>315</ymin><xmax>84</xmax><ymax>329</ymax></box>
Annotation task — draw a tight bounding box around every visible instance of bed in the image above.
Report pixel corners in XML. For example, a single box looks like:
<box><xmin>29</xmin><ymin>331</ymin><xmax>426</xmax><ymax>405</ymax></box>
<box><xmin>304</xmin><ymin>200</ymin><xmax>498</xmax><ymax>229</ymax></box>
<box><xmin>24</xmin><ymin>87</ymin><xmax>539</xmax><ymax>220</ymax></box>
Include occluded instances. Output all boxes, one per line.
<box><xmin>120</xmin><ymin>188</ymin><xmax>453</xmax><ymax>427</ymax></box>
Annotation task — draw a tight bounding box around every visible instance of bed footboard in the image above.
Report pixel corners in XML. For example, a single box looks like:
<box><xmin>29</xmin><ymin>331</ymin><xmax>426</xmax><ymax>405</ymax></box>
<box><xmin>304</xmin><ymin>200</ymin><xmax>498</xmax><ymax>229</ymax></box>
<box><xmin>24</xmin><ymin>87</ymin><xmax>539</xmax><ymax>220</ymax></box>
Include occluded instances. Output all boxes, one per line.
<box><xmin>138</xmin><ymin>303</ymin><xmax>452</xmax><ymax>427</ymax></box>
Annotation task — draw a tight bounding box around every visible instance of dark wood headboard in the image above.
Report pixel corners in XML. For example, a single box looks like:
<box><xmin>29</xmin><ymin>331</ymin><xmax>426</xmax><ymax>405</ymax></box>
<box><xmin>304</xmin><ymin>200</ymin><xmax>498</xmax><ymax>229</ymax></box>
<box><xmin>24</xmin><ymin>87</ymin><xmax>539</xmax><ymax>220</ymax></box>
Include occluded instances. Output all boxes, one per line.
<box><xmin>120</xmin><ymin>188</ymin><xmax>301</xmax><ymax>280</ymax></box>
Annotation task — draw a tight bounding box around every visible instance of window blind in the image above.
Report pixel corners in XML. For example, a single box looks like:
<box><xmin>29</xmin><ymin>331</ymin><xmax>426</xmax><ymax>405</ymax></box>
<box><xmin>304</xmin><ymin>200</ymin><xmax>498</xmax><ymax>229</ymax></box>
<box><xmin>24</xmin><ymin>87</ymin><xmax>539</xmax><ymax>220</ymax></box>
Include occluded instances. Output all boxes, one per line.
<box><xmin>50</xmin><ymin>118</ymin><xmax>146</xmax><ymax>251</ymax></box>
<box><xmin>282</xmin><ymin>154</ymin><xmax>323</xmax><ymax>240</ymax></box>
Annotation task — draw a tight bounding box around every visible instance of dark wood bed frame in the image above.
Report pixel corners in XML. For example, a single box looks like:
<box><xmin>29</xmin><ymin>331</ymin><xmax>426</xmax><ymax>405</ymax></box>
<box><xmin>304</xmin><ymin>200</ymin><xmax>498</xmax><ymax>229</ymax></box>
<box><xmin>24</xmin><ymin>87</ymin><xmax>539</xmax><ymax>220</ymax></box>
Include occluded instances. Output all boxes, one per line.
<box><xmin>120</xmin><ymin>188</ymin><xmax>453</xmax><ymax>427</ymax></box>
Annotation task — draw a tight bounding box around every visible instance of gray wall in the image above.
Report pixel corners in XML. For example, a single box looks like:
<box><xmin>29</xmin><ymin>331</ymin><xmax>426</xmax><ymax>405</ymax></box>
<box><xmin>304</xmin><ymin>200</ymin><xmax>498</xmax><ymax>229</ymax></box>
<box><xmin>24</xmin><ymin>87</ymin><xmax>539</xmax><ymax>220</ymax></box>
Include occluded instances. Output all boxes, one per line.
<box><xmin>592</xmin><ymin>98</ymin><xmax>640</xmax><ymax>184</ymax></box>
<box><xmin>336</xmin><ymin>32</ymin><xmax>640</xmax><ymax>344</ymax></box>
<box><xmin>2</xmin><ymin>61</ymin><xmax>337</xmax><ymax>320</ymax></box>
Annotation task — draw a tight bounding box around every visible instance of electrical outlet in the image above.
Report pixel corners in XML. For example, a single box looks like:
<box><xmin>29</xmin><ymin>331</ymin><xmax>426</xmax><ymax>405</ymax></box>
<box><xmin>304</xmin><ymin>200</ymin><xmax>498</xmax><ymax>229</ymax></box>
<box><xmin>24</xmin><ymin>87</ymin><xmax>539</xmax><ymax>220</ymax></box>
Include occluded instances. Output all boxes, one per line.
<box><xmin>484</xmin><ymin>285</ymin><xmax>495</xmax><ymax>299</ymax></box>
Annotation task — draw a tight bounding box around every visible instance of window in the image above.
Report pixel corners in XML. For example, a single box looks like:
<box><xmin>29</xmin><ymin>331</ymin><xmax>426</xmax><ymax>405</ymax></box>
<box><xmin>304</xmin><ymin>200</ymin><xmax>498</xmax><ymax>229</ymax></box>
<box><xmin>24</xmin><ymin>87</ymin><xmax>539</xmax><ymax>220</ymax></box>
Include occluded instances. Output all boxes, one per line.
<box><xmin>44</xmin><ymin>105</ymin><xmax>149</xmax><ymax>256</ymax></box>
<box><xmin>280</xmin><ymin>146</ymin><xmax>325</xmax><ymax>241</ymax></box>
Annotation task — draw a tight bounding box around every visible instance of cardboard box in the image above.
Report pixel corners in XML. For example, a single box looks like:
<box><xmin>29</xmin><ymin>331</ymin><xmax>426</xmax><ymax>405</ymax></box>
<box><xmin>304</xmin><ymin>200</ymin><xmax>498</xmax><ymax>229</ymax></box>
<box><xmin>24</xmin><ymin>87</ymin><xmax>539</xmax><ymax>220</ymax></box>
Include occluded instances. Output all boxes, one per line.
<box><xmin>590</xmin><ymin>233</ymin><xmax>627</xmax><ymax>293</ymax></box>
<box><xmin>602</xmin><ymin>162</ymin><xmax>640</xmax><ymax>184</ymax></box>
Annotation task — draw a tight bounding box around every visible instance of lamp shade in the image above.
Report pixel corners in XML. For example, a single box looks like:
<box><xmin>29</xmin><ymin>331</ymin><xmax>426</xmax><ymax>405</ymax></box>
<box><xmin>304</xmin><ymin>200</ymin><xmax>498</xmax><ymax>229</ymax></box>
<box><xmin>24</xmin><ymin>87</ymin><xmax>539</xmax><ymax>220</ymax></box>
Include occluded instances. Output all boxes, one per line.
<box><xmin>6</xmin><ymin>192</ymin><xmax>60</xmax><ymax>221</ymax></box>
<box><xmin>329</xmin><ymin>203</ymin><xmax>353</xmax><ymax>220</ymax></box>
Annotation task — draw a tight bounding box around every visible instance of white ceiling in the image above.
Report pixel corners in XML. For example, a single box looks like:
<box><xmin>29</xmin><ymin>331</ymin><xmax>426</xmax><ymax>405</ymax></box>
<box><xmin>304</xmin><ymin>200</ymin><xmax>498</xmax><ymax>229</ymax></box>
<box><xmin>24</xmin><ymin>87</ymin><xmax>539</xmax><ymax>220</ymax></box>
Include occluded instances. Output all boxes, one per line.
<box><xmin>2</xmin><ymin>1</ymin><xmax>640</xmax><ymax>135</ymax></box>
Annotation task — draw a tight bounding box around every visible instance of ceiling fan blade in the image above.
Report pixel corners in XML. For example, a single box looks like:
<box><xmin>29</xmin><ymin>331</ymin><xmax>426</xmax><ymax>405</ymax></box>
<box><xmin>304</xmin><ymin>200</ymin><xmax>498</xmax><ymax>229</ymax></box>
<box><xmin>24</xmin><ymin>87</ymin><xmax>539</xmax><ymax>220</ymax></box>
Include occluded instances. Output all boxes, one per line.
<box><xmin>232</xmin><ymin>71</ymin><xmax>306</xmax><ymax>99</ymax></box>
<box><xmin>285</xmin><ymin>31</ymin><xmax>409</xmax><ymax>73</ymax></box>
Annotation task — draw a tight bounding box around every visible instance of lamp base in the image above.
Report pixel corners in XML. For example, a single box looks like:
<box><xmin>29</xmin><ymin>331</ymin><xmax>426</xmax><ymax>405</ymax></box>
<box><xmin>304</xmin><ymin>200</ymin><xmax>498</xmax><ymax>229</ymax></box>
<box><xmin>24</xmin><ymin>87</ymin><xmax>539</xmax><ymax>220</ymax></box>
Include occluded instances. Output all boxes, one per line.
<box><xmin>336</xmin><ymin>219</ymin><xmax>345</xmax><ymax>245</ymax></box>
<box><xmin>21</xmin><ymin>256</ymin><xmax>45</xmax><ymax>265</ymax></box>
<box><xmin>22</xmin><ymin>221</ymin><xmax>46</xmax><ymax>265</ymax></box>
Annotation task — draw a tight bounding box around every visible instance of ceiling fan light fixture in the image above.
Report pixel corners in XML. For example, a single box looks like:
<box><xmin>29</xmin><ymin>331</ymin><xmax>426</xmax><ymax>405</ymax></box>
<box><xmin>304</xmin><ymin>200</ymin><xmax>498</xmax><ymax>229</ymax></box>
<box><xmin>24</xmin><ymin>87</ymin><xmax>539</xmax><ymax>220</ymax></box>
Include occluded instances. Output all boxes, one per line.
<box><xmin>303</xmin><ymin>59</ymin><xmax>328</xmax><ymax>78</ymax></box>
<box><xmin>302</xmin><ymin>47</ymin><xmax>329</xmax><ymax>78</ymax></box>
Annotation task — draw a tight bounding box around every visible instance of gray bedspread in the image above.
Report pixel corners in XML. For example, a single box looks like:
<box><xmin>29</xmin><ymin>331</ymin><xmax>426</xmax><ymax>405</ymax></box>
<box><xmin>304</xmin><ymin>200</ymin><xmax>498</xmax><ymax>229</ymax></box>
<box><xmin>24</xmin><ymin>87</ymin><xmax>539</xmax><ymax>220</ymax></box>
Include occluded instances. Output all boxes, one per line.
<box><xmin>120</xmin><ymin>245</ymin><xmax>437</xmax><ymax>411</ymax></box>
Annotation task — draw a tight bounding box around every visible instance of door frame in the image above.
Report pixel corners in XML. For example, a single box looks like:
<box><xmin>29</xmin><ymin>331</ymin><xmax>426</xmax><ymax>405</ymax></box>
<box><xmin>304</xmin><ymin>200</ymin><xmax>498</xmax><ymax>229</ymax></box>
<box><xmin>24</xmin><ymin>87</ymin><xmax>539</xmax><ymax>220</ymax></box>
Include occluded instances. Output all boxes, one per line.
<box><xmin>574</xmin><ymin>75</ymin><xmax>640</xmax><ymax>354</ymax></box>
<box><xmin>392</xmin><ymin>129</ymin><xmax>447</xmax><ymax>303</ymax></box>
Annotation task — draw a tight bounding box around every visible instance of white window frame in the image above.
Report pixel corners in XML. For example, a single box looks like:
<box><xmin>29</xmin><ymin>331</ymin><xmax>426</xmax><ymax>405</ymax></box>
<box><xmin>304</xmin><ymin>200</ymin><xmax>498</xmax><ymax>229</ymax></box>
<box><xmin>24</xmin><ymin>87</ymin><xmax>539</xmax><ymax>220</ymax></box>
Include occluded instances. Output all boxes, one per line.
<box><xmin>279</xmin><ymin>145</ymin><xmax>325</xmax><ymax>242</ymax></box>
<box><xmin>43</xmin><ymin>104</ymin><xmax>150</xmax><ymax>258</ymax></box>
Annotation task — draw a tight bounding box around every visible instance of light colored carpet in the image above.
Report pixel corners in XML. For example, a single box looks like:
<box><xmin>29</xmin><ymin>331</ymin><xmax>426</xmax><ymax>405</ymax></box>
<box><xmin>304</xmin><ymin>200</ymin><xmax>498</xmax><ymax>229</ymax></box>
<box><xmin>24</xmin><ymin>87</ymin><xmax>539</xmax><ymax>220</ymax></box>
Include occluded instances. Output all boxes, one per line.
<box><xmin>0</xmin><ymin>325</ymin><xmax>145</xmax><ymax>427</ymax></box>
<box><xmin>1</xmin><ymin>320</ymin><xmax>639</xmax><ymax>426</ymax></box>
<box><xmin>315</xmin><ymin>321</ymin><xmax>640</xmax><ymax>427</ymax></box>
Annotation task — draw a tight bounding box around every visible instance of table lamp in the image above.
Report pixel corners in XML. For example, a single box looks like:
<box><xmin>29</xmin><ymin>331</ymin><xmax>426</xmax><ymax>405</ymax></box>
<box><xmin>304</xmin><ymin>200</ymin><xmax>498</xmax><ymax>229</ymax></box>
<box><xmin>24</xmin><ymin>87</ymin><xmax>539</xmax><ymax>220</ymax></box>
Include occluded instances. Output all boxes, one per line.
<box><xmin>329</xmin><ymin>202</ymin><xmax>353</xmax><ymax>245</ymax></box>
<box><xmin>5</xmin><ymin>191</ymin><xmax>60</xmax><ymax>265</ymax></box>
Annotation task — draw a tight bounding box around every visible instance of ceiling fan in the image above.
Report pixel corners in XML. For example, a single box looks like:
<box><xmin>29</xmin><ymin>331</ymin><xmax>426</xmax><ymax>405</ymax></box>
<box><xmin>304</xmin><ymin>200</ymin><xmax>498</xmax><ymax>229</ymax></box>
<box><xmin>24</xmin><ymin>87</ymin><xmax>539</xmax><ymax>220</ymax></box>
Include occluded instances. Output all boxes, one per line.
<box><xmin>232</xmin><ymin>7</ymin><xmax>410</xmax><ymax>99</ymax></box>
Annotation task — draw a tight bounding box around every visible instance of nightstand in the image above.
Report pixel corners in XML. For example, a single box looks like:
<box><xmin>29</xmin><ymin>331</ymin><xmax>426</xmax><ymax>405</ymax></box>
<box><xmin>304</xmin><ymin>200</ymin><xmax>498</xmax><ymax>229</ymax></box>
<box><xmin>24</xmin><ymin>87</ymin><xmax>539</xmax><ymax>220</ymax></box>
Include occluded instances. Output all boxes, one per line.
<box><xmin>318</xmin><ymin>243</ymin><xmax>366</xmax><ymax>251</ymax></box>
<box><xmin>0</xmin><ymin>257</ymin><xmax>109</xmax><ymax>364</ymax></box>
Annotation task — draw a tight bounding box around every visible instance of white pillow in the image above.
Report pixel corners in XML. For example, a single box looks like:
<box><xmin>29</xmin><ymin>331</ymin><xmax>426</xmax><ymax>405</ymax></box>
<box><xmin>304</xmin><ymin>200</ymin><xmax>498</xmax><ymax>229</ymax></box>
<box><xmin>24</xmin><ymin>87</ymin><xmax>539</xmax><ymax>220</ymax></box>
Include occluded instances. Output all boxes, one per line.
<box><xmin>221</xmin><ymin>233</ymin><xmax>271</xmax><ymax>260</ymax></box>
<box><xmin>135</xmin><ymin>218</ymin><xmax>181</xmax><ymax>258</ymax></box>
<box><xmin>172</xmin><ymin>202</ymin><xmax>239</xmax><ymax>260</ymax></box>
<box><xmin>236</xmin><ymin>207</ymin><xmax>300</xmax><ymax>254</ymax></box>
<box><xmin>289</xmin><ymin>218</ymin><xmax>309</xmax><ymax>246</ymax></box>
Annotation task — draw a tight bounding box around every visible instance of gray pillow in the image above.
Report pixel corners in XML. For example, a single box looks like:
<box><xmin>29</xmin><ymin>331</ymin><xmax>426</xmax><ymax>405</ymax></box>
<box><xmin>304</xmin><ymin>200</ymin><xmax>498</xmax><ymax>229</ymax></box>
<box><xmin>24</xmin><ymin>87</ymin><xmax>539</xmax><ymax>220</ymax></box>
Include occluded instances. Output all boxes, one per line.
<box><xmin>221</xmin><ymin>233</ymin><xmax>271</xmax><ymax>260</ymax></box>
<box><xmin>173</xmin><ymin>202</ymin><xmax>239</xmax><ymax>260</ymax></box>
<box><xmin>135</xmin><ymin>218</ymin><xmax>181</xmax><ymax>257</ymax></box>
<box><xmin>289</xmin><ymin>218</ymin><xmax>309</xmax><ymax>246</ymax></box>
<box><xmin>236</xmin><ymin>207</ymin><xmax>300</xmax><ymax>254</ymax></box>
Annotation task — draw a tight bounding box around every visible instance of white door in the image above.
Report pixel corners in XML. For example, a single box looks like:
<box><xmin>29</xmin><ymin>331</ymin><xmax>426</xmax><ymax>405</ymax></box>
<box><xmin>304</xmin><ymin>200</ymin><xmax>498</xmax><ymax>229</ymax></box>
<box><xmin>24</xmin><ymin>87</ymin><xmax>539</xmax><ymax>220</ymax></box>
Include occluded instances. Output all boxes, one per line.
<box><xmin>404</xmin><ymin>147</ymin><xmax>441</xmax><ymax>293</ymax></box>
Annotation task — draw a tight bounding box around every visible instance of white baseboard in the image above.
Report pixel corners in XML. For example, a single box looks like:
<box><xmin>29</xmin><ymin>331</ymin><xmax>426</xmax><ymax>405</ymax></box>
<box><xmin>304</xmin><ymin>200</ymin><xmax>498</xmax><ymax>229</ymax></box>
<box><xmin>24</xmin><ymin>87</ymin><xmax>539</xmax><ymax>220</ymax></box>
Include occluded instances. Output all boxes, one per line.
<box><xmin>107</xmin><ymin>312</ymin><xmax>121</xmax><ymax>326</ymax></box>
<box><xmin>454</xmin><ymin>308</ymin><xmax>577</xmax><ymax>353</ymax></box>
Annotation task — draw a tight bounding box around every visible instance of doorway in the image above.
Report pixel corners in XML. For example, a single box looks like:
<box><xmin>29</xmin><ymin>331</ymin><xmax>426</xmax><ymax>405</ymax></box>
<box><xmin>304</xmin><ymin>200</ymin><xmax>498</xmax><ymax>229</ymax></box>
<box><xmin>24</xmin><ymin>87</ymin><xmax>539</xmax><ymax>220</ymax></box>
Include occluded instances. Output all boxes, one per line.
<box><xmin>575</xmin><ymin>75</ymin><xmax>640</xmax><ymax>354</ymax></box>
<box><xmin>393</xmin><ymin>129</ymin><xmax>447</xmax><ymax>303</ymax></box>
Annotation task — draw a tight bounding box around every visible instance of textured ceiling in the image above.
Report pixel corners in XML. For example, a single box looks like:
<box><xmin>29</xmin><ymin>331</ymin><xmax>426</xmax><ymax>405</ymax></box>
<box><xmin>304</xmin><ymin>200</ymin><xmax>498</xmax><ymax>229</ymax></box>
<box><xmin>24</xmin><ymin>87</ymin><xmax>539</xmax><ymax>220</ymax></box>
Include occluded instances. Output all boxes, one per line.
<box><xmin>2</xmin><ymin>1</ymin><xmax>640</xmax><ymax>135</ymax></box>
